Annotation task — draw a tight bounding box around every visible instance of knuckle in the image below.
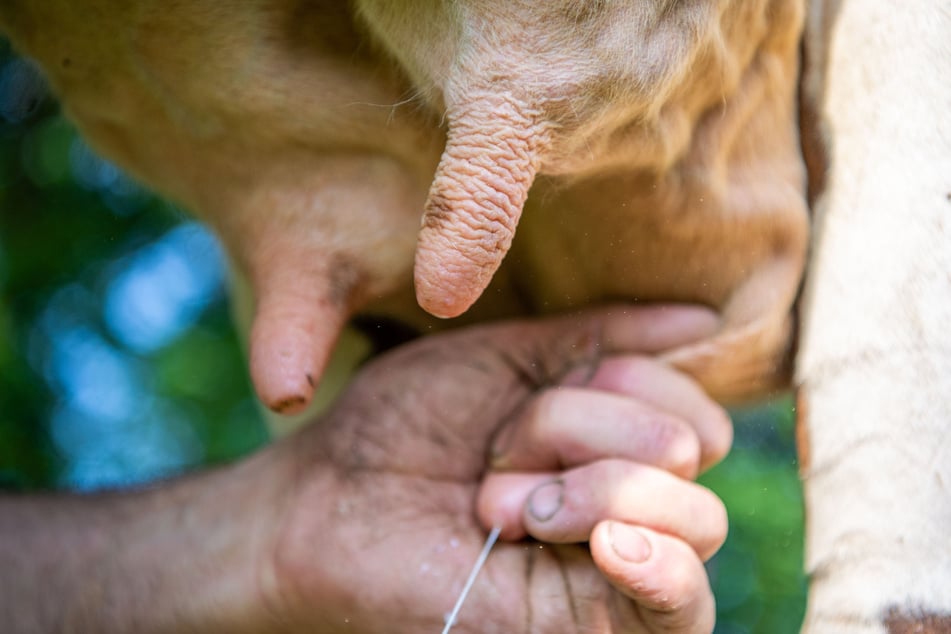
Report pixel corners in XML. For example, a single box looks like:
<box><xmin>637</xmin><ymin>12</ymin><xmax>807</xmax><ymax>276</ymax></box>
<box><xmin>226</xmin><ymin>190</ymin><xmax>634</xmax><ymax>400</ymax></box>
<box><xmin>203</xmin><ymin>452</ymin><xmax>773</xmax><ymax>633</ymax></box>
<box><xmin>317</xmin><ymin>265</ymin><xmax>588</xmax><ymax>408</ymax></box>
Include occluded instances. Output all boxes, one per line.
<box><xmin>696</xmin><ymin>493</ymin><xmax>729</xmax><ymax>559</ymax></box>
<box><xmin>605</xmin><ymin>355</ymin><xmax>656</xmax><ymax>391</ymax></box>
<box><xmin>660</xmin><ymin>419</ymin><xmax>702</xmax><ymax>479</ymax></box>
<box><xmin>701</xmin><ymin>407</ymin><xmax>734</xmax><ymax>468</ymax></box>
<box><xmin>531</xmin><ymin>388</ymin><xmax>563</xmax><ymax>430</ymax></box>
<box><xmin>629</xmin><ymin>537</ymin><xmax>712</xmax><ymax>630</ymax></box>
<box><xmin>513</xmin><ymin>389</ymin><xmax>566</xmax><ymax>449</ymax></box>
<box><xmin>642</xmin><ymin>559</ymin><xmax>698</xmax><ymax>615</ymax></box>
<box><xmin>591</xmin><ymin>456</ymin><xmax>634</xmax><ymax>480</ymax></box>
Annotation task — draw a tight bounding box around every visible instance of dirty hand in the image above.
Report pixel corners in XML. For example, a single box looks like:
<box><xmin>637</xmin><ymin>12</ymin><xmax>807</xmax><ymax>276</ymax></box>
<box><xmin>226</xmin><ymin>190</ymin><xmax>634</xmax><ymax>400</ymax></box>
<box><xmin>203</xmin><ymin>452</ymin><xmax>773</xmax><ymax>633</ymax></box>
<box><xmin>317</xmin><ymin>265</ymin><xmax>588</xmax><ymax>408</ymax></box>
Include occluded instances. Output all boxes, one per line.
<box><xmin>254</xmin><ymin>304</ymin><xmax>731</xmax><ymax>633</ymax></box>
<box><xmin>0</xmin><ymin>304</ymin><xmax>730</xmax><ymax>633</ymax></box>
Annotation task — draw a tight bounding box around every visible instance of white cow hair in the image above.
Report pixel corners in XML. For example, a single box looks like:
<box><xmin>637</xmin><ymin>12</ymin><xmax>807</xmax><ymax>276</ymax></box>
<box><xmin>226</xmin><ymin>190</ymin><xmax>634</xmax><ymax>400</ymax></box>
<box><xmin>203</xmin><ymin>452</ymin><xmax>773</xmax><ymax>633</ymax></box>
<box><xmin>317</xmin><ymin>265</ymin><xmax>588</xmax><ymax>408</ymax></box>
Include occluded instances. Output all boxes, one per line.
<box><xmin>797</xmin><ymin>0</ymin><xmax>951</xmax><ymax>630</ymax></box>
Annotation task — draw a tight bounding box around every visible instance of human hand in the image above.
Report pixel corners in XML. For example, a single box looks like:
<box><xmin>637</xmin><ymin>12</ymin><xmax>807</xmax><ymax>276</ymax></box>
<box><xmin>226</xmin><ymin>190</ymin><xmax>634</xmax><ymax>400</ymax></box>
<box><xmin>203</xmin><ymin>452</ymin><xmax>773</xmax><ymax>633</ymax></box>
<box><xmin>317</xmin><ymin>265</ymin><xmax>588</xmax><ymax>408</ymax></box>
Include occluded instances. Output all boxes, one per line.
<box><xmin>253</xmin><ymin>304</ymin><xmax>731</xmax><ymax>633</ymax></box>
<box><xmin>0</xmin><ymin>304</ymin><xmax>728</xmax><ymax>633</ymax></box>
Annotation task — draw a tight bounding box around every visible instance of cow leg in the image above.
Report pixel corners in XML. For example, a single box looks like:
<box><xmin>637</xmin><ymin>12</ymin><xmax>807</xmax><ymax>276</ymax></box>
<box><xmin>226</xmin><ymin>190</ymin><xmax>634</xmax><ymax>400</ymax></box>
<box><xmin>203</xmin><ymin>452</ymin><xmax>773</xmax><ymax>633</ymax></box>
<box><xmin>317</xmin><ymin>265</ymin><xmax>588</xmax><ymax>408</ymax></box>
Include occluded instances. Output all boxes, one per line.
<box><xmin>797</xmin><ymin>1</ymin><xmax>951</xmax><ymax>631</ymax></box>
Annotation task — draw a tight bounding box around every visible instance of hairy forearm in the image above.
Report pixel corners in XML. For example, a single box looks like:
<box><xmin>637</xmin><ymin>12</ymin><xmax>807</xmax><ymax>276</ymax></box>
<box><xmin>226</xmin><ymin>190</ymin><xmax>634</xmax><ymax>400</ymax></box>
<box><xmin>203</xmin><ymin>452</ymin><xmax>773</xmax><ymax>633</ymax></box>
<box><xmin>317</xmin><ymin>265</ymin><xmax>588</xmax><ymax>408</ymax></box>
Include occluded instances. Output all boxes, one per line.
<box><xmin>0</xmin><ymin>453</ymin><xmax>286</xmax><ymax>634</ymax></box>
<box><xmin>0</xmin><ymin>491</ymin><xmax>112</xmax><ymax>632</ymax></box>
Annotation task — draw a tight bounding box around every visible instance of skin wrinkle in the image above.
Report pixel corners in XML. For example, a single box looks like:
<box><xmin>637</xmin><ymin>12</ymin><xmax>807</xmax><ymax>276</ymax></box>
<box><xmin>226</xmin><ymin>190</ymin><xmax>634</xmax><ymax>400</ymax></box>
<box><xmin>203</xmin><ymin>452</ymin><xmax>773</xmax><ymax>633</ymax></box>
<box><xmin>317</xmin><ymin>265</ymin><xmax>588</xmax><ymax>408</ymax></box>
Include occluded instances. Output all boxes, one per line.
<box><xmin>324</xmin><ymin>328</ymin><xmax>577</xmax><ymax>480</ymax></box>
<box><xmin>480</xmin><ymin>325</ymin><xmax>607</xmax><ymax>470</ymax></box>
<box><xmin>523</xmin><ymin>543</ymin><xmax>535</xmax><ymax>634</ymax></box>
<box><xmin>496</xmin><ymin>320</ymin><xmax>605</xmax><ymax>389</ymax></box>
<box><xmin>426</xmin><ymin>180</ymin><xmax>512</xmax><ymax>233</ymax></box>
<box><xmin>431</xmin><ymin>114</ymin><xmax>541</xmax><ymax>206</ymax></box>
<box><xmin>553</xmin><ymin>549</ymin><xmax>582</xmax><ymax>632</ymax></box>
<box><xmin>253</xmin><ymin>441</ymin><xmax>326</xmax><ymax>631</ymax></box>
<box><xmin>424</xmin><ymin>171</ymin><xmax>526</xmax><ymax>234</ymax></box>
<box><xmin>485</xmin><ymin>394</ymin><xmax>535</xmax><ymax>468</ymax></box>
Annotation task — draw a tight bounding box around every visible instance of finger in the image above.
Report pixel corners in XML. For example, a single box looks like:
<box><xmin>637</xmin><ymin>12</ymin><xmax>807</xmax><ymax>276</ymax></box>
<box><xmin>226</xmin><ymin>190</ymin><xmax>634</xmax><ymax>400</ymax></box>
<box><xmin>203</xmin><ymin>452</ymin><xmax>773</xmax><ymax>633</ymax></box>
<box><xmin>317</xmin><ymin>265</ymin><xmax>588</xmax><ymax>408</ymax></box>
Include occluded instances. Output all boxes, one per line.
<box><xmin>590</xmin><ymin>521</ymin><xmax>717</xmax><ymax>633</ymax></box>
<box><xmin>597</xmin><ymin>304</ymin><xmax>720</xmax><ymax>355</ymax></box>
<box><xmin>477</xmin><ymin>460</ymin><xmax>728</xmax><ymax>560</ymax></box>
<box><xmin>567</xmin><ymin>356</ymin><xmax>733</xmax><ymax>471</ymax></box>
<box><xmin>456</xmin><ymin>303</ymin><xmax>721</xmax><ymax>389</ymax></box>
<box><xmin>490</xmin><ymin>387</ymin><xmax>701</xmax><ymax>479</ymax></box>
<box><xmin>336</xmin><ymin>304</ymin><xmax>719</xmax><ymax>480</ymax></box>
<box><xmin>477</xmin><ymin>471</ymin><xmax>554</xmax><ymax>541</ymax></box>
<box><xmin>524</xmin><ymin>460</ymin><xmax>726</xmax><ymax>560</ymax></box>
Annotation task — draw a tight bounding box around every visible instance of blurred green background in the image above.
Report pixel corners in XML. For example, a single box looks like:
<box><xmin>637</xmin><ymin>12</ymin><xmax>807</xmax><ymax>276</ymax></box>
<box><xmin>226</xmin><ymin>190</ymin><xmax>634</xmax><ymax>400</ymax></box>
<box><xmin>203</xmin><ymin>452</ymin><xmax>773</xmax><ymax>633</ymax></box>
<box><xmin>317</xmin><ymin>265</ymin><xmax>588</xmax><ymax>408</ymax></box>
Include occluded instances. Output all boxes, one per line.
<box><xmin>0</xmin><ymin>40</ymin><xmax>806</xmax><ymax>633</ymax></box>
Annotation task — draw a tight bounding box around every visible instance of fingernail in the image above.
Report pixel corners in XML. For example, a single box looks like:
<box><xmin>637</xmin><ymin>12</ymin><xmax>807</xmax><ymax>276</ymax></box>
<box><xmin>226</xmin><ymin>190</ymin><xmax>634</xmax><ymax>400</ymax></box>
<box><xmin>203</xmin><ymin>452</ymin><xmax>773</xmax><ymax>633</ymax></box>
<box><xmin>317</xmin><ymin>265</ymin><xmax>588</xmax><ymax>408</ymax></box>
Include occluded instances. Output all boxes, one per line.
<box><xmin>488</xmin><ymin>450</ymin><xmax>510</xmax><ymax>470</ymax></box>
<box><xmin>609</xmin><ymin>522</ymin><xmax>652</xmax><ymax>563</ymax></box>
<box><xmin>561</xmin><ymin>365</ymin><xmax>595</xmax><ymax>387</ymax></box>
<box><xmin>489</xmin><ymin>425</ymin><xmax>515</xmax><ymax>469</ymax></box>
<box><xmin>527</xmin><ymin>480</ymin><xmax>564</xmax><ymax>522</ymax></box>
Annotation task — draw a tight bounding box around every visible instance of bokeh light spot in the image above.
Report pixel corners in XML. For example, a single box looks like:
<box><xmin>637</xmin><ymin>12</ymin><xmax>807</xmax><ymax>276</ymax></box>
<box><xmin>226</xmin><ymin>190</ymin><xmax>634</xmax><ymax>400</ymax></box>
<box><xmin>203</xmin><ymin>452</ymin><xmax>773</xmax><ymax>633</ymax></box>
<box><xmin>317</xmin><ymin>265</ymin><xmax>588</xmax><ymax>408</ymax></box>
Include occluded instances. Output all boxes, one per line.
<box><xmin>105</xmin><ymin>222</ymin><xmax>226</xmax><ymax>353</ymax></box>
<box><xmin>0</xmin><ymin>57</ymin><xmax>48</xmax><ymax>124</ymax></box>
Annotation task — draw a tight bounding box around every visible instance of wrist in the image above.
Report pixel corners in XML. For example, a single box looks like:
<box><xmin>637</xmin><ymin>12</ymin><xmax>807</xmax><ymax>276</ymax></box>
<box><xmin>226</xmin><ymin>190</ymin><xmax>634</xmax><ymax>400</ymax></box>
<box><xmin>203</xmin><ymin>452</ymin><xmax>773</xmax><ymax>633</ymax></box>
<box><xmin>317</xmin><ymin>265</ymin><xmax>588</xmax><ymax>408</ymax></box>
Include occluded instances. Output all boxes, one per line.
<box><xmin>94</xmin><ymin>449</ymin><xmax>296</xmax><ymax>634</ymax></box>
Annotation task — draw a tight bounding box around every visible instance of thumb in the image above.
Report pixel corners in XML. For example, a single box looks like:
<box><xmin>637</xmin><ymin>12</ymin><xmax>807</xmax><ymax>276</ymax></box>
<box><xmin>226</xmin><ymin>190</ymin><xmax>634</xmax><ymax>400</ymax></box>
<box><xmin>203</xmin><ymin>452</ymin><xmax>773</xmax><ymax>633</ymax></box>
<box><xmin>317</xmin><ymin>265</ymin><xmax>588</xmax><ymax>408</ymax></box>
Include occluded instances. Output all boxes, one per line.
<box><xmin>472</xmin><ymin>304</ymin><xmax>721</xmax><ymax>388</ymax></box>
<box><xmin>590</xmin><ymin>521</ymin><xmax>717</xmax><ymax>633</ymax></box>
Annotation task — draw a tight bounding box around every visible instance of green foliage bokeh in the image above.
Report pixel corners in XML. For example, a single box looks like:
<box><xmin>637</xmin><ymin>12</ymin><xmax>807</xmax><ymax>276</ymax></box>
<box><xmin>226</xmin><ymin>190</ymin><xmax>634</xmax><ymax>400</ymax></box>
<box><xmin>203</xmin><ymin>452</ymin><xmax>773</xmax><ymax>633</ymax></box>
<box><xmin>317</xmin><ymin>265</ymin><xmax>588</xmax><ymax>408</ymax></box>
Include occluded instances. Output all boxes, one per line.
<box><xmin>0</xmin><ymin>41</ymin><xmax>806</xmax><ymax>632</ymax></box>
